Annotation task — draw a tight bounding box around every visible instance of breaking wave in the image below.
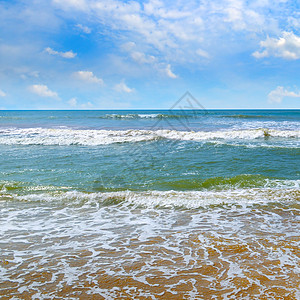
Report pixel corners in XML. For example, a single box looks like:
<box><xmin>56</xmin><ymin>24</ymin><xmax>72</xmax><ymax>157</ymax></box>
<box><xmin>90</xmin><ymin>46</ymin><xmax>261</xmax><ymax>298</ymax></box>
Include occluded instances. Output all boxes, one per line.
<box><xmin>2</xmin><ymin>188</ymin><xmax>299</xmax><ymax>209</ymax></box>
<box><xmin>1</xmin><ymin>177</ymin><xmax>299</xmax><ymax>209</ymax></box>
<box><xmin>95</xmin><ymin>113</ymin><xmax>203</xmax><ymax>119</ymax></box>
<box><xmin>0</xmin><ymin>128</ymin><xmax>299</xmax><ymax>146</ymax></box>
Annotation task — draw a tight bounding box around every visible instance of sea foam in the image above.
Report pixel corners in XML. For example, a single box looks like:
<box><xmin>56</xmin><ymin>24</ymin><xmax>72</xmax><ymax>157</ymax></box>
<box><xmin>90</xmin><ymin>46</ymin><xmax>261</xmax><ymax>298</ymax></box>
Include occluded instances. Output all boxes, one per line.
<box><xmin>0</xmin><ymin>128</ymin><xmax>299</xmax><ymax>146</ymax></box>
<box><xmin>1</xmin><ymin>185</ymin><xmax>298</xmax><ymax>209</ymax></box>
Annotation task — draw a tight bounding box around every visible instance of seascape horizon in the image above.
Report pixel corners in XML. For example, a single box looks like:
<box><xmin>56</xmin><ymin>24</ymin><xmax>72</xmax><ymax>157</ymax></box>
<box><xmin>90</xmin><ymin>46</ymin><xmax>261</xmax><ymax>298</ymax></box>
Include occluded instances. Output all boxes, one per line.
<box><xmin>1</xmin><ymin>0</ymin><xmax>300</xmax><ymax>298</ymax></box>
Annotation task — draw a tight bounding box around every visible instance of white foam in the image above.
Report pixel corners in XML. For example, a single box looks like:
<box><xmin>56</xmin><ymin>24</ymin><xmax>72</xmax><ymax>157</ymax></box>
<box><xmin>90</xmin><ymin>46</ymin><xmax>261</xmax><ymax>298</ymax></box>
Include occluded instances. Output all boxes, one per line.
<box><xmin>0</xmin><ymin>128</ymin><xmax>299</xmax><ymax>146</ymax></box>
<box><xmin>1</xmin><ymin>186</ymin><xmax>299</xmax><ymax>298</ymax></box>
<box><xmin>10</xmin><ymin>187</ymin><xmax>300</xmax><ymax>208</ymax></box>
<box><xmin>103</xmin><ymin>113</ymin><xmax>186</xmax><ymax>119</ymax></box>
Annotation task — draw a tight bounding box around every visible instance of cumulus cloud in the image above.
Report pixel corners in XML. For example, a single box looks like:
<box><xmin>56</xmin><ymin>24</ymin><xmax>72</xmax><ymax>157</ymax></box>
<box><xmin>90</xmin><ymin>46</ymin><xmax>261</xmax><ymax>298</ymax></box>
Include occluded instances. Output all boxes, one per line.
<box><xmin>0</xmin><ymin>89</ymin><xmax>6</xmax><ymax>97</ymax></box>
<box><xmin>121</xmin><ymin>42</ymin><xmax>157</xmax><ymax>66</ymax></box>
<box><xmin>29</xmin><ymin>84</ymin><xmax>58</xmax><ymax>98</ymax></box>
<box><xmin>45</xmin><ymin>47</ymin><xmax>77</xmax><ymax>58</ymax></box>
<box><xmin>76</xmin><ymin>24</ymin><xmax>91</xmax><ymax>33</ymax></box>
<box><xmin>68</xmin><ymin>97</ymin><xmax>77</xmax><ymax>107</ymax></box>
<box><xmin>73</xmin><ymin>71</ymin><xmax>104</xmax><ymax>85</ymax></box>
<box><xmin>222</xmin><ymin>0</ymin><xmax>265</xmax><ymax>31</ymax></box>
<box><xmin>253</xmin><ymin>32</ymin><xmax>300</xmax><ymax>60</ymax></box>
<box><xmin>268</xmin><ymin>86</ymin><xmax>300</xmax><ymax>103</ymax></box>
<box><xmin>114</xmin><ymin>81</ymin><xmax>134</xmax><ymax>93</ymax></box>
<box><xmin>165</xmin><ymin>64</ymin><xmax>177</xmax><ymax>78</ymax></box>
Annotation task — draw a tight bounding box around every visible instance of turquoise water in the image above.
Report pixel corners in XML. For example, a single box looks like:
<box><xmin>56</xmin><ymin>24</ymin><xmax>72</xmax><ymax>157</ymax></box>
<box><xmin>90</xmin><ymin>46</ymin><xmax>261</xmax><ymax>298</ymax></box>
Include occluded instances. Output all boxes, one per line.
<box><xmin>0</xmin><ymin>110</ymin><xmax>299</xmax><ymax>193</ymax></box>
<box><xmin>0</xmin><ymin>110</ymin><xmax>299</xmax><ymax>298</ymax></box>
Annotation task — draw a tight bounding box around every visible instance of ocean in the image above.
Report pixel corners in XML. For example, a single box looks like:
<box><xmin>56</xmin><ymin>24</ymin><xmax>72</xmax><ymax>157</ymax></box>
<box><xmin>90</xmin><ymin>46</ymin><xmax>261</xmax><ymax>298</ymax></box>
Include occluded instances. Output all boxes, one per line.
<box><xmin>0</xmin><ymin>109</ymin><xmax>299</xmax><ymax>299</ymax></box>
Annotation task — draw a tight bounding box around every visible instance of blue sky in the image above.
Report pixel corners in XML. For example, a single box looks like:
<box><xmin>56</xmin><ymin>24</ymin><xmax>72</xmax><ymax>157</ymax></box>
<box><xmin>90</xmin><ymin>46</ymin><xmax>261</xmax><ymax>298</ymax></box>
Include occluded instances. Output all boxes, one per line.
<box><xmin>0</xmin><ymin>0</ymin><xmax>300</xmax><ymax>109</ymax></box>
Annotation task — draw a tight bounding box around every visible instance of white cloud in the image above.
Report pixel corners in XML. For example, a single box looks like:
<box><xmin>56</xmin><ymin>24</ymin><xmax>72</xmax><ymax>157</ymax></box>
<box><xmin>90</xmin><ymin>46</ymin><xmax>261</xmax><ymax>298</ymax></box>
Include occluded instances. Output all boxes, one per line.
<box><xmin>144</xmin><ymin>0</ymin><xmax>191</xmax><ymax>19</ymax></box>
<box><xmin>73</xmin><ymin>71</ymin><xmax>104</xmax><ymax>85</ymax></box>
<box><xmin>121</xmin><ymin>42</ymin><xmax>136</xmax><ymax>52</ymax></box>
<box><xmin>131</xmin><ymin>51</ymin><xmax>156</xmax><ymax>64</ymax></box>
<box><xmin>253</xmin><ymin>32</ymin><xmax>300</xmax><ymax>60</ymax></box>
<box><xmin>49</xmin><ymin>1</ymin><xmax>212</xmax><ymax>56</ymax></box>
<box><xmin>121</xmin><ymin>42</ymin><xmax>181</xmax><ymax>79</ymax></box>
<box><xmin>20</xmin><ymin>71</ymin><xmax>39</xmax><ymax>80</ymax></box>
<box><xmin>45</xmin><ymin>47</ymin><xmax>77</xmax><ymax>59</ymax></box>
<box><xmin>29</xmin><ymin>84</ymin><xmax>58</xmax><ymax>98</ymax></box>
<box><xmin>196</xmin><ymin>48</ymin><xmax>210</xmax><ymax>59</ymax></box>
<box><xmin>68</xmin><ymin>97</ymin><xmax>77</xmax><ymax>107</ymax></box>
<box><xmin>0</xmin><ymin>89</ymin><xmax>6</xmax><ymax>97</ymax></box>
<box><xmin>288</xmin><ymin>16</ymin><xmax>300</xmax><ymax>29</ymax></box>
<box><xmin>268</xmin><ymin>86</ymin><xmax>300</xmax><ymax>103</ymax></box>
<box><xmin>121</xmin><ymin>42</ymin><xmax>156</xmax><ymax>65</ymax></box>
<box><xmin>52</xmin><ymin>0</ymin><xmax>300</xmax><ymax>68</ymax></box>
<box><xmin>67</xmin><ymin>97</ymin><xmax>93</xmax><ymax>108</ymax></box>
<box><xmin>81</xmin><ymin>101</ymin><xmax>93</xmax><ymax>108</ymax></box>
<box><xmin>165</xmin><ymin>64</ymin><xmax>177</xmax><ymax>79</ymax></box>
<box><xmin>114</xmin><ymin>81</ymin><xmax>134</xmax><ymax>93</ymax></box>
<box><xmin>76</xmin><ymin>24</ymin><xmax>91</xmax><ymax>33</ymax></box>
<box><xmin>52</xmin><ymin>0</ymin><xmax>88</xmax><ymax>10</ymax></box>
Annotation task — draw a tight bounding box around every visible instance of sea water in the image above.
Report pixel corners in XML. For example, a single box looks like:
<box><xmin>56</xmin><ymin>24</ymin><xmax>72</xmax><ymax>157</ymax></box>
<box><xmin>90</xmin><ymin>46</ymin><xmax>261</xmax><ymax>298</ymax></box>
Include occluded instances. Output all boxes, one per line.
<box><xmin>0</xmin><ymin>110</ymin><xmax>299</xmax><ymax>299</ymax></box>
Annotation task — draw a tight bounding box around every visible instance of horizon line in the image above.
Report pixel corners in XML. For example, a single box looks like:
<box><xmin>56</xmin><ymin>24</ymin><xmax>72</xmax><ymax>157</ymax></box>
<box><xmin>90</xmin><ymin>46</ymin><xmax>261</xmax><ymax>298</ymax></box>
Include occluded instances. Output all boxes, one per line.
<box><xmin>1</xmin><ymin>108</ymin><xmax>300</xmax><ymax>111</ymax></box>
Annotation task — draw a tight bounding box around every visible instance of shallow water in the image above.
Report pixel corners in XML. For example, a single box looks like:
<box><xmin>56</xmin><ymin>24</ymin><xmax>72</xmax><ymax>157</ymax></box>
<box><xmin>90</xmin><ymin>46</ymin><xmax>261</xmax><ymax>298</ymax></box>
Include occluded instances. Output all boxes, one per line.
<box><xmin>0</xmin><ymin>109</ymin><xmax>299</xmax><ymax>299</ymax></box>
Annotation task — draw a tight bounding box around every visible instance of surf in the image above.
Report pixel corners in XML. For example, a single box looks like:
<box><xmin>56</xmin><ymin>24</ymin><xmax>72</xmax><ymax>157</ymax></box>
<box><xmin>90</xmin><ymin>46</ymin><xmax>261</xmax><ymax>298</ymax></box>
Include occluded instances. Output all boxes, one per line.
<box><xmin>0</xmin><ymin>127</ymin><xmax>299</xmax><ymax>146</ymax></box>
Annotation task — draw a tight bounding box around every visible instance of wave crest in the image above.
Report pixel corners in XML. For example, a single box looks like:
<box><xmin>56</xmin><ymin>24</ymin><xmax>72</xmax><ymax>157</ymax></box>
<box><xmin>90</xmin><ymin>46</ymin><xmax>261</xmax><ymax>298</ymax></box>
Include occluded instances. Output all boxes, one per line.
<box><xmin>0</xmin><ymin>128</ymin><xmax>299</xmax><ymax>146</ymax></box>
<box><xmin>1</xmin><ymin>177</ymin><xmax>299</xmax><ymax>209</ymax></box>
<box><xmin>1</xmin><ymin>188</ymin><xmax>298</xmax><ymax>209</ymax></box>
<box><xmin>96</xmin><ymin>113</ymin><xmax>201</xmax><ymax>119</ymax></box>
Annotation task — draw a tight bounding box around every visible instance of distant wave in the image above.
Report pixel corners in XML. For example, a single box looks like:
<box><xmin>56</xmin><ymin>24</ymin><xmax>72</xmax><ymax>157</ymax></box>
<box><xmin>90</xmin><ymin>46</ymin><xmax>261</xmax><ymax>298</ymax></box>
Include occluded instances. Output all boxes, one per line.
<box><xmin>95</xmin><ymin>113</ymin><xmax>203</xmax><ymax>119</ymax></box>
<box><xmin>0</xmin><ymin>127</ymin><xmax>299</xmax><ymax>146</ymax></box>
<box><xmin>222</xmin><ymin>114</ymin><xmax>270</xmax><ymax>119</ymax></box>
<box><xmin>2</xmin><ymin>175</ymin><xmax>298</xmax><ymax>194</ymax></box>
<box><xmin>148</xmin><ymin>174</ymin><xmax>300</xmax><ymax>191</ymax></box>
<box><xmin>0</xmin><ymin>116</ymin><xmax>24</xmax><ymax>120</ymax></box>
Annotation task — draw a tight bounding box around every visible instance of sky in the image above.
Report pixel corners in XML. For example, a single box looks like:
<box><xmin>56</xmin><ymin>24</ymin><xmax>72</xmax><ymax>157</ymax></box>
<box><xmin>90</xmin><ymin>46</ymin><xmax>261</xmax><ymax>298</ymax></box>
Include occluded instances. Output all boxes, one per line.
<box><xmin>0</xmin><ymin>0</ymin><xmax>300</xmax><ymax>109</ymax></box>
